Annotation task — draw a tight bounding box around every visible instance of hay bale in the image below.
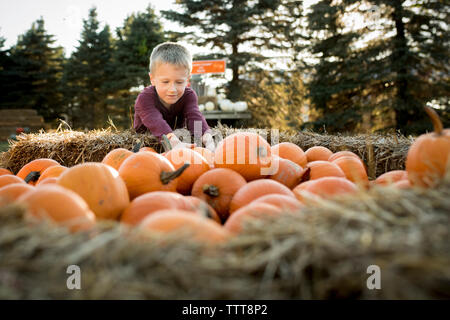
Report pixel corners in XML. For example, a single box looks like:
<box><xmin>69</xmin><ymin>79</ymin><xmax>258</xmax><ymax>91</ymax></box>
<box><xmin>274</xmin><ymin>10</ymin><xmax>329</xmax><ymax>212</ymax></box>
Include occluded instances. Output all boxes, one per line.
<box><xmin>0</xmin><ymin>125</ymin><xmax>411</xmax><ymax>178</ymax></box>
<box><xmin>1</xmin><ymin>176</ymin><xmax>448</xmax><ymax>299</ymax></box>
<box><xmin>0</xmin><ymin>128</ymin><xmax>160</xmax><ymax>174</ymax></box>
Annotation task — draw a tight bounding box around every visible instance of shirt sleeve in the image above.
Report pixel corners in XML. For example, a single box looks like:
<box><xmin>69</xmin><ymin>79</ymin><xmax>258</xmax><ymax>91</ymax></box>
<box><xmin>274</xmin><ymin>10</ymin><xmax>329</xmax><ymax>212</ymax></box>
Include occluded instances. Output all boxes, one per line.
<box><xmin>183</xmin><ymin>90</ymin><xmax>211</xmax><ymax>137</ymax></box>
<box><xmin>134</xmin><ymin>91</ymin><xmax>173</xmax><ymax>140</ymax></box>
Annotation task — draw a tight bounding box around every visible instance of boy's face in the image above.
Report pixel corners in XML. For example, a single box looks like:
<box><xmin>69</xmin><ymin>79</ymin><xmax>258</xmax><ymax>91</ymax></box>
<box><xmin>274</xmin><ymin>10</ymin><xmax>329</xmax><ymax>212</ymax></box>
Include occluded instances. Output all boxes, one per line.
<box><xmin>150</xmin><ymin>63</ymin><xmax>190</xmax><ymax>108</ymax></box>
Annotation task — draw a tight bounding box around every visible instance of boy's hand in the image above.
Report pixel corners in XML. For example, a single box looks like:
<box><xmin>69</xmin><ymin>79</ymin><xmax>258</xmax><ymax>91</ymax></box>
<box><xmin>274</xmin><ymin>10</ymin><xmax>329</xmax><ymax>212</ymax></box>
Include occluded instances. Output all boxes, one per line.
<box><xmin>167</xmin><ymin>133</ymin><xmax>195</xmax><ymax>150</ymax></box>
<box><xmin>202</xmin><ymin>132</ymin><xmax>215</xmax><ymax>152</ymax></box>
<box><xmin>204</xmin><ymin>141</ymin><xmax>215</xmax><ymax>152</ymax></box>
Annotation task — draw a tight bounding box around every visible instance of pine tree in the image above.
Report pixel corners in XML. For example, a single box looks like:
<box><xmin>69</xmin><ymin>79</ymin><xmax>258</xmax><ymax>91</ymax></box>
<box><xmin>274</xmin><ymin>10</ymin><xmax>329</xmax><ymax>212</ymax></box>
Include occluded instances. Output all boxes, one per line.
<box><xmin>0</xmin><ymin>18</ymin><xmax>64</xmax><ymax>121</ymax></box>
<box><xmin>0</xmin><ymin>36</ymin><xmax>23</xmax><ymax>109</ymax></box>
<box><xmin>304</xmin><ymin>1</ymin><xmax>361</xmax><ymax>133</ymax></box>
<box><xmin>249</xmin><ymin>0</ymin><xmax>310</xmax><ymax>128</ymax></box>
<box><xmin>258</xmin><ymin>0</ymin><xmax>307</xmax><ymax>66</ymax></box>
<box><xmin>305</xmin><ymin>0</ymin><xmax>449</xmax><ymax>135</ymax></box>
<box><xmin>62</xmin><ymin>7</ymin><xmax>113</xmax><ymax>129</ymax></box>
<box><xmin>106</xmin><ymin>6</ymin><xmax>165</xmax><ymax>128</ymax></box>
<box><xmin>161</xmin><ymin>0</ymin><xmax>283</xmax><ymax>100</ymax></box>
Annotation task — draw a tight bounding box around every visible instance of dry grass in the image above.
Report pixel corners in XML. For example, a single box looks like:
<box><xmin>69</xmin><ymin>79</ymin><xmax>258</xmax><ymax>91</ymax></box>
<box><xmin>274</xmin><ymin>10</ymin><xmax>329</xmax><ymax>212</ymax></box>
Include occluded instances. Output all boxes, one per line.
<box><xmin>0</xmin><ymin>175</ymin><xmax>448</xmax><ymax>299</ymax></box>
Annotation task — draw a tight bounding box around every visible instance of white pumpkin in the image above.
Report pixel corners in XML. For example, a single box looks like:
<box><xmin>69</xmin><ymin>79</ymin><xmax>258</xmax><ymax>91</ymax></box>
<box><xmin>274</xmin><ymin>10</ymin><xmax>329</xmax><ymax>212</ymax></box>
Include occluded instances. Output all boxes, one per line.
<box><xmin>205</xmin><ymin>101</ymin><xmax>215</xmax><ymax>111</ymax></box>
<box><xmin>198</xmin><ymin>104</ymin><xmax>205</xmax><ymax>112</ymax></box>
<box><xmin>234</xmin><ymin>101</ymin><xmax>248</xmax><ymax>112</ymax></box>
<box><xmin>219</xmin><ymin>99</ymin><xmax>233</xmax><ymax>111</ymax></box>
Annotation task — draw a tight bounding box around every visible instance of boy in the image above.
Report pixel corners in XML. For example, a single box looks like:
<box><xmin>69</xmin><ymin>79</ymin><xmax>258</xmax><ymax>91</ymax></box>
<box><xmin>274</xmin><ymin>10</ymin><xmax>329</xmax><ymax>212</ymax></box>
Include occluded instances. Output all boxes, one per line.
<box><xmin>133</xmin><ymin>42</ymin><xmax>215</xmax><ymax>151</ymax></box>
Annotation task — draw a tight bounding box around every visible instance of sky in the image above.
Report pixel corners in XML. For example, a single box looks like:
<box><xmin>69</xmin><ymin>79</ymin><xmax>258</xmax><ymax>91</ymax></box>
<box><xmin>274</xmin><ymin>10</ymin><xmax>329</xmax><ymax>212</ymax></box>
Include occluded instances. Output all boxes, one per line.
<box><xmin>0</xmin><ymin>0</ymin><xmax>319</xmax><ymax>88</ymax></box>
<box><xmin>0</xmin><ymin>0</ymin><xmax>320</xmax><ymax>56</ymax></box>
<box><xmin>0</xmin><ymin>0</ymin><xmax>190</xmax><ymax>55</ymax></box>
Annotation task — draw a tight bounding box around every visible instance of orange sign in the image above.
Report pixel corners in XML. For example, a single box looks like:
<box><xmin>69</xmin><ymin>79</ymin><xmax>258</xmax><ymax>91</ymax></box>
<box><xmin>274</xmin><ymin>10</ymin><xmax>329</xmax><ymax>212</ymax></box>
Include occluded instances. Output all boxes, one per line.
<box><xmin>192</xmin><ymin>60</ymin><xmax>226</xmax><ymax>74</ymax></box>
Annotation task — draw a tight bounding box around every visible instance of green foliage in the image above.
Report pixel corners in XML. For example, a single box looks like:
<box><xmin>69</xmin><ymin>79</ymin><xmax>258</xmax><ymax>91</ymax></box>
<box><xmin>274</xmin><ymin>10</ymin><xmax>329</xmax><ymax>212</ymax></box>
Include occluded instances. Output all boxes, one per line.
<box><xmin>304</xmin><ymin>0</ymin><xmax>449</xmax><ymax>135</ymax></box>
<box><xmin>1</xmin><ymin>7</ymin><xmax>166</xmax><ymax>130</ymax></box>
<box><xmin>105</xmin><ymin>6</ymin><xmax>165</xmax><ymax>128</ymax></box>
<box><xmin>0</xmin><ymin>18</ymin><xmax>64</xmax><ymax>122</ymax></box>
<box><xmin>61</xmin><ymin>7</ymin><xmax>113</xmax><ymax>128</ymax></box>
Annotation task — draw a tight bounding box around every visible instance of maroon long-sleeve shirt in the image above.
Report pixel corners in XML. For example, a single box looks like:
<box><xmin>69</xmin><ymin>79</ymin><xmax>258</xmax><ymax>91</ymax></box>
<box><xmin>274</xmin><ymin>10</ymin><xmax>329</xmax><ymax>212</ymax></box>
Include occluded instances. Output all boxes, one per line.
<box><xmin>133</xmin><ymin>86</ymin><xmax>210</xmax><ymax>140</ymax></box>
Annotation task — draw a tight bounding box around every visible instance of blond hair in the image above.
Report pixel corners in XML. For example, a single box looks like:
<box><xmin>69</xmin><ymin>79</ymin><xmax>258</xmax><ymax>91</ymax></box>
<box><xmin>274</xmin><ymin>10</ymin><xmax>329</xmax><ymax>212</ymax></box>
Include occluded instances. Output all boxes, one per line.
<box><xmin>149</xmin><ymin>42</ymin><xmax>192</xmax><ymax>75</ymax></box>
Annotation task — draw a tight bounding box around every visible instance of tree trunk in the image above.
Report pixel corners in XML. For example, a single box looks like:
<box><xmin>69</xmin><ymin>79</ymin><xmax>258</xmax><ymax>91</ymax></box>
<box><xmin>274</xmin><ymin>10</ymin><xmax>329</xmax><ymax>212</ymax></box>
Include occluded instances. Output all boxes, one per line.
<box><xmin>228</xmin><ymin>40</ymin><xmax>241</xmax><ymax>100</ymax></box>
<box><xmin>392</xmin><ymin>0</ymin><xmax>410</xmax><ymax>132</ymax></box>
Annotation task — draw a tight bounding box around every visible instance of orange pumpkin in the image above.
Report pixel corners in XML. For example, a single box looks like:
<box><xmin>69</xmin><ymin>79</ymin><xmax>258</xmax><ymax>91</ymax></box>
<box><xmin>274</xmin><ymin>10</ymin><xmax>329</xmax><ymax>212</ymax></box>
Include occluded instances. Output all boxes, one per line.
<box><xmin>267</xmin><ymin>155</ymin><xmax>305</xmax><ymax>189</ymax></box>
<box><xmin>121</xmin><ymin>191</ymin><xmax>189</xmax><ymax>226</ymax></box>
<box><xmin>393</xmin><ymin>179</ymin><xmax>411</xmax><ymax>189</ymax></box>
<box><xmin>36</xmin><ymin>165</ymin><xmax>67</xmax><ymax>185</ymax></box>
<box><xmin>191</xmin><ymin>168</ymin><xmax>247</xmax><ymax>222</ymax></box>
<box><xmin>305</xmin><ymin>146</ymin><xmax>333</xmax><ymax>162</ymax></box>
<box><xmin>328</xmin><ymin>151</ymin><xmax>365</xmax><ymax>167</ymax></box>
<box><xmin>406</xmin><ymin>106</ymin><xmax>450</xmax><ymax>187</ymax></box>
<box><xmin>0</xmin><ymin>175</ymin><xmax>26</xmax><ymax>188</ymax></box>
<box><xmin>118</xmin><ymin>152</ymin><xmax>189</xmax><ymax>200</ymax></box>
<box><xmin>229</xmin><ymin>179</ymin><xmax>296</xmax><ymax>214</ymax></box>
<box><xmin>224</xmin><ymin>203</ymin><xmax>282</xmax><ymax>234</ymax></box>
<box><xmin>139</xmin><ymin>210</ymin><xmax>230</xmax><ymax>243</ymax></box>
<box><xmin>17</xmin><ymin>184</ymin><xmax>96</xmax><ymax>232</ymax></box>
<box><xmin>250</xmin><ymin>194</ymin><xmax>303</xmax><ymax>212</ymax></box>
<box><xmin>182</xmin><ymin>196</ymin><xmax>222</xmax><ymax>224</ymax></box>
<box><xmin>139</xmin><ymin>147</ymin><xmax>157</xmax><ymax>153</ymax></box>
<box><xmin>214</xmin><ymin>132</ymin><xmax>272</xmax><ymax>181</ymax></box>
<box><xmin>305</xmin><ymin>160</ymin><xmax>346</xmax><ymax>180</ymax></box>
<box><xmin>331</xmin><ymin>156</ymin><xmax>369</xmax><ymax>186</ymax></box>
<box><xmin>0</xmin><ymin>168</ymin><xmax>13</xmax><ymax>176</ymax></box>
<box><xmin>293</xmin><ymin>176</ymin><xmax>357</xmax><ymax>202</ymax></box>
<box><xmin>0</xmin><ymin>183</ymin><xmax>34</xmax><ymax>206</ymax></box>
<box><xmin>375</xmin><ymin>170</ymin><xmax>408</xmax><ymax>186</ymax></box>
<box><xmin>271</xmin><ymin>142</ymin><xmax>307</xmax><ymax>168</ymax></box>
<box><xmin>121</xmin><ymin>192</ymin><xmax>221</xmax><ymax>226</ymax></box>
<box><xmin>193</xmin><ymin>147</ymin><xmax>214</xmax><ymax>166</ymax></box>
<box><xmin>37</xmin><ymin>177</ymin><xmax>58</xmax><ymax>185</ymax></box>
<box><xmin>57</xmin><ymin>162</ymin><xmax>130</xmax><ymax>220</ymax></box>
<box><xmin>16</xmin><ymin>158</ymin><xmax>60</xmax><ymax>185</ymax></box>
<box><xmin>102</xmin><ymin>148</ymin><xmax>134</xmax><ymax>171</ymax></box>
<box><xmin>165</xmin><ymin>148</ymin><xmax>210</xmax><ymax>195</ymax></box>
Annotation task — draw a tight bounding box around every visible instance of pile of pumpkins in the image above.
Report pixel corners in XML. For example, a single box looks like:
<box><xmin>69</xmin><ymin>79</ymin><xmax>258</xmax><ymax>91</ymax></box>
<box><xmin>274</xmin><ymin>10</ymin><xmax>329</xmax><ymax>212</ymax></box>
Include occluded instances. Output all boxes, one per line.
<box><xmin>0</xmin><ymin>107</ymin><xmax>448</xmax><ymax>243</ymax></box>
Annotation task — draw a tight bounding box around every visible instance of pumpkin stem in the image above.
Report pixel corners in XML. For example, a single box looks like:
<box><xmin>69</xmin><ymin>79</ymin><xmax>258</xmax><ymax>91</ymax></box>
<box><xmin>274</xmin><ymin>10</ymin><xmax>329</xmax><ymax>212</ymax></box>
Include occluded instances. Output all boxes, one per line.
<box><xmin>299</xmin><ymin>167</ymin><xmax>311</xmax><ymax>184</ymax></box>
<box><xmin>160</xmin><ymin>163</ymin><xmax>189</xmax><ymax>185</ymax></box>
<box><xmin>161</xmin><ymin>134</ymin><xmax>173</xmax><ymax>152</ymax></box>
<box><xmin>24</xmin><ymin>171</ymin><xmax>40</xmax><ymax>184</ymax></box>
<box><xmin>202</xmin><ymin>184</ymin><xmax>220</xmax><ymax>197</ymax></box>
<box><xmin>132</xmin><ymin>141</ymin><xmax>142</xmax><ymax>153</ymax></box>
<box><xmin>198</xmin><ymin>201</ymin><xmax>212</xmax><ymax>219</ymax></box>
<box><xmin>424</xmin><ymin>106</ymin><xmax>443</xmax><ymax>136</ymax></box>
